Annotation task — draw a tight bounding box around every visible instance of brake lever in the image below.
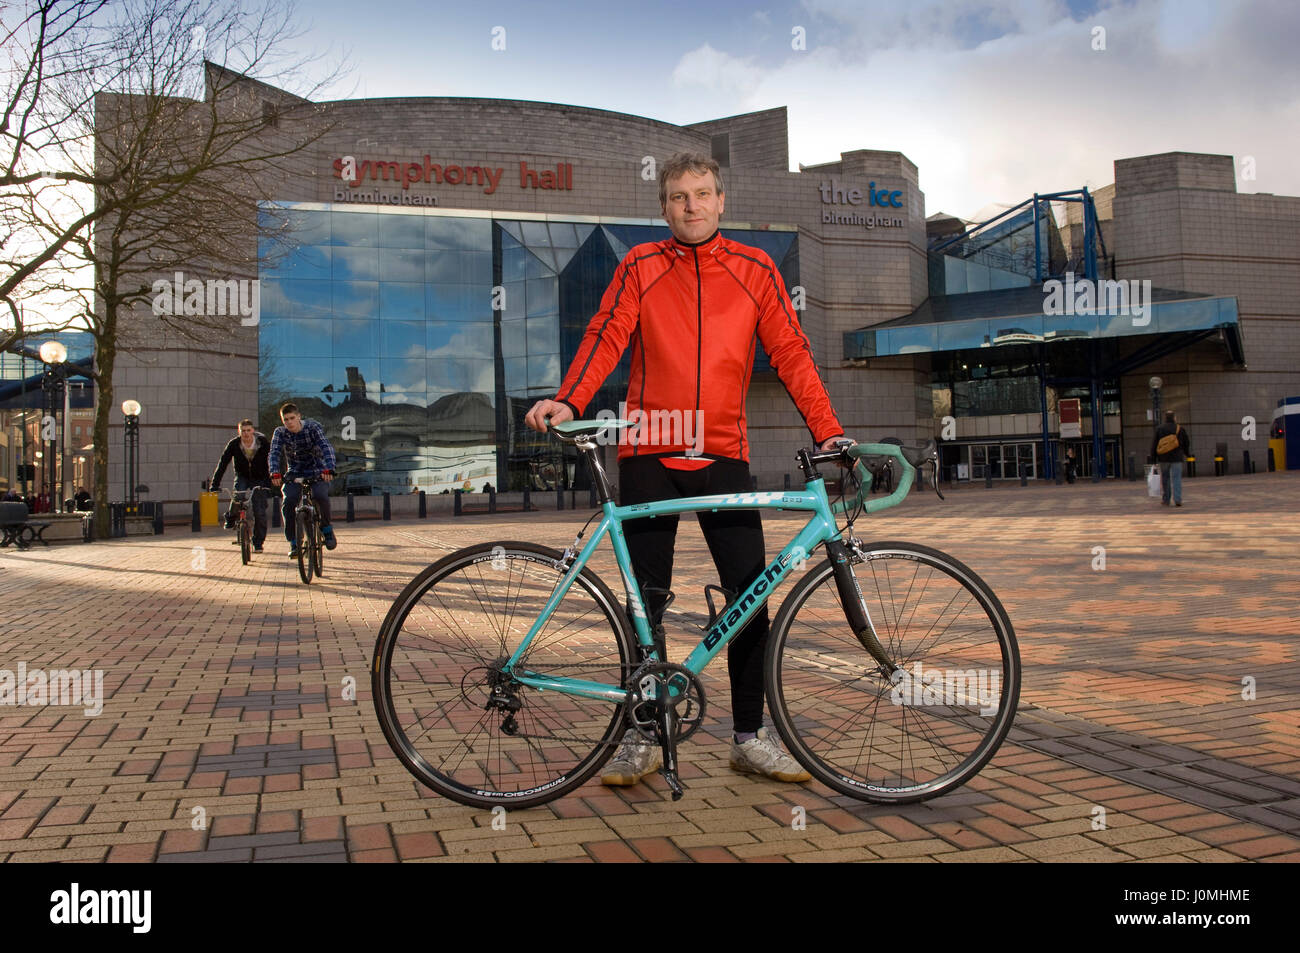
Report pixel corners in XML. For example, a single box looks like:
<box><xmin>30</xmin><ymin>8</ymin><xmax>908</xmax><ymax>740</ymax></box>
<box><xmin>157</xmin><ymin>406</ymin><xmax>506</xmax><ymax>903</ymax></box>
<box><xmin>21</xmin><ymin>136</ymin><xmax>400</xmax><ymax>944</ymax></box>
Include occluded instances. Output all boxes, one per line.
<box><xmin>930</xmin><ymin>459</ymin><xmax>945</xmax><ymax>501</ymax></box>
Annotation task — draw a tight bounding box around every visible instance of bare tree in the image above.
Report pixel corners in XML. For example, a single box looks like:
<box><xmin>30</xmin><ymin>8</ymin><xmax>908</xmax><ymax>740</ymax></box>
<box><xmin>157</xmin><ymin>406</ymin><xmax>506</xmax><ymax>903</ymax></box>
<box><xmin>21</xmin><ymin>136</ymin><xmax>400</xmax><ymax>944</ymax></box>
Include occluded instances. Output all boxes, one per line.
<box><xmin>3</xmin><ymin>0</ymin><xmax>343</xmax><ymax>534</ymax></box>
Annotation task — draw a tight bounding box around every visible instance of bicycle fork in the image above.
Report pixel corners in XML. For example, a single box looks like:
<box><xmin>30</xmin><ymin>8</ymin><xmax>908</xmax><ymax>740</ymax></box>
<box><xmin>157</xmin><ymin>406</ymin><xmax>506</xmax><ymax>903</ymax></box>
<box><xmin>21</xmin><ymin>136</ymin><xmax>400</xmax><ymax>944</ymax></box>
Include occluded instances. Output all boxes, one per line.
<box><xmin>826</xmin><ymin>539</ymin><xmax>899</xmax><ymax>677</ymax></box>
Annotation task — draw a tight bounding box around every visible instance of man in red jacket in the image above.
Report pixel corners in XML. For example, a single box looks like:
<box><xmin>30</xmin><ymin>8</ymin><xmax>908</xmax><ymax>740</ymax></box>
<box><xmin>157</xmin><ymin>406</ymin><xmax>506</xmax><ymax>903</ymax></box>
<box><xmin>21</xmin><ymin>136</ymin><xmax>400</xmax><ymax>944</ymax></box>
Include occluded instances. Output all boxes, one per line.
<box><xmin>526</xmin><ymin>152</ymin><xmax>849</xmax><ymax>788</ymax></box>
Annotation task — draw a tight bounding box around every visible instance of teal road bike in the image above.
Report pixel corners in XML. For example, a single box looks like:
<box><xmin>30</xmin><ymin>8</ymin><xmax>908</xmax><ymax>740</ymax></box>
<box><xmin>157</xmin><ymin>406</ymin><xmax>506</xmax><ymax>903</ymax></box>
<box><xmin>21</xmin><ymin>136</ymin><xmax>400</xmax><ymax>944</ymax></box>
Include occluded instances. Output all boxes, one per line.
<box><xmin>372</xmin><ymin>420</ymin><xmax>1021</xmax><ymax>809</ymax></box>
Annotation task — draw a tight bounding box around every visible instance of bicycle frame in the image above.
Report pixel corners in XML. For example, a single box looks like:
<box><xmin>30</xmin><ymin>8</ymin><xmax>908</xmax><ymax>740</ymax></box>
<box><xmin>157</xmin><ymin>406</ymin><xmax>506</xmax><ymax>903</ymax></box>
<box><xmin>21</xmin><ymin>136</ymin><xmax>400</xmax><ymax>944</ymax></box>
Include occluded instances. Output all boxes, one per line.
<box><xmin>503</xmin><ymin>443</ymin><xmax>916</xmax><ymax>704</ymax></box>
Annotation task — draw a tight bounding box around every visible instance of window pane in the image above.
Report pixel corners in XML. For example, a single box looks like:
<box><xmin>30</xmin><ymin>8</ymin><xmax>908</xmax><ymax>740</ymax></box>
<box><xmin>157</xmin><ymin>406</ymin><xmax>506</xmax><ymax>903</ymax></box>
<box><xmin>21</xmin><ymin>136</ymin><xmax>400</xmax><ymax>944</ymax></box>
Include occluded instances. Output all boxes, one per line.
<box><xmin>377</xmin><ymin>214</ymin><xmax>426</xmax><ymax>249</ymax></box>
<box><xmin>333</xmin><ymin>319</ymin><xmax>381</xmax><ymax>356</ymax></box>
<box><xmin>333</xmin><ymin>246</ymin><xmax>379</xmax><ymax>281</ymax></box>
<box><xmin>379</xmin><ymin>248</ymin><xmax>425</xmax><ymax>283</ymax></box>
<box><xmin>526</xmin><ymin>315</ymin><xmax>559</xmax><ymax>354</ymax></box>
<box><xmin>381</xmin><ymin>321</ymin><xmax>425</xmax><ymax>358</ymax></box>
<box><xmin>331</xmin><ymin>211</ymin><xmax>378</xmax><ymax>246</ymax></box>
<box><xmin>333</xmin><ymin>280</ymin><xmax>379</xmax><ymax>317</ymax></box>
<box><xmin>379</xmin><ymin>282</ymin><xmax>424</xmax><ymax>319</ymax></box>
<box><xmin>427</xmin><ymin>284</ymin><xmax>490</xmax><ymax>322</ymax></box>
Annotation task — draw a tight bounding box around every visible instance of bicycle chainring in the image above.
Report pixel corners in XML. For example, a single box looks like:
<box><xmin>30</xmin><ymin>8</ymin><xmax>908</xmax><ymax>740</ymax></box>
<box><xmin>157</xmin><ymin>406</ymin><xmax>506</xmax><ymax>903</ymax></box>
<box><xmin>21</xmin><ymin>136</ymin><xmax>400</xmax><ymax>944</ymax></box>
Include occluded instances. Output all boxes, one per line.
<box><xmin>627</xmin><ymin>662</ymin><xmax>707</xmax><ymax>743</ymax></box>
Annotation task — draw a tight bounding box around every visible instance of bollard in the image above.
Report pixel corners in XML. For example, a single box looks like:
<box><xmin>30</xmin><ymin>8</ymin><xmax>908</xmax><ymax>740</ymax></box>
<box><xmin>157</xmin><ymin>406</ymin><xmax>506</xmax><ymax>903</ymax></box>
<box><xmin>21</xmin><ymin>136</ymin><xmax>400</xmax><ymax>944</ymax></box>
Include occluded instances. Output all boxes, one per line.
<box><xmin>346</xmin><ymin>493</ymin><xmax>355</xmax><ymax>522</ymax></box>
<box><xmin>1020</xmin><ymin>464</ymin><xmax>1028</xmax><ymax>487</ymax></box>
<box><xmin>154</xmin><ymin>503</ymin><xmax>164</xmax><ymax>535</ymax></box>
<box><xmin>488</xmin><ymin>488</ymin><xmax>497</xmax><ymax>514</ymax></box>
<box><xmin>570</xmin><ymin>489</ymin><xmax>577</xmax><ymax>510</ymax></box>
<box><xmin>523</xmin><ymin>486</ymin><xmax>531</xmax><ymax>512</ymax></box>
<box><xmin>1243</xmin><ymin>450</ymin><xmax>1251</xmax><ymax>475</ymax></box>
<box><xmin>418</xmin><ymin>490</ymin><xmax>426</xmax><ymax>518</ymax></box>
<box><xmin>383</xmin><ymin>492</ymin><xmax>391</xmax><ymax>520</ymax></box>
<box><xmin>192</xmin><ymin>500</ymin><xmax>201</xmax><ymax>532</ymax></box>
<box><xmin>454</xmin><ymin>489</ymin><xmax>462</xmax><ymax>516</ymax></box>
<box><xmin>1128</xmin><ymin>453</ymin><xmax>1137</xmax><ymax>481</ymax></box>
<box><xmin>751</xmin><ymin>475</ymin><xmax>758</xmax><ymax>491</ymax></box>
<box><xmin>1268</xmin><ymin>447</ymin><xmax>1276</xmax><ymax>471</ymax></box>
<box><xmin>1091</xmin><ymin>465</ymin><xmax>1100</xmax><ymax>483</ymax></box>
<box><xmin>984</xmin><ymin>469</ymin><xmax>992</xmax><ymax>489</ymax></box>
<box><xmin>556</xmin><ymin>487</ymin><xmax>564</xmax><ymax>511</ymax></box>
<box><xmin>783</xmin><ymin>473</ymin><xmax>791</xmax><ymax>490</ymax></box>
<box><xmin>110</xmin><ymin>502</ymin><xmax>124</xmax><ymax>538</ymax></box>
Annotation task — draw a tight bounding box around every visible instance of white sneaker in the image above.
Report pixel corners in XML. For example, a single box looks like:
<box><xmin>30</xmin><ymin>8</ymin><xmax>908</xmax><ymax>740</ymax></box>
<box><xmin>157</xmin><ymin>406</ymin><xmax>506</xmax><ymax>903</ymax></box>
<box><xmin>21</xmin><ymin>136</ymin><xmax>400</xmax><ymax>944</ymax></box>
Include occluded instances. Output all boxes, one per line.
<box><xmin>600</xmin><ymin>730</ymin><xmax>662</xmax><ymax>786</ymax></box>
<box><xmin>730</xmin><ymin>727</ymin><xmax>811</xmax><ymax>782</ymax></box>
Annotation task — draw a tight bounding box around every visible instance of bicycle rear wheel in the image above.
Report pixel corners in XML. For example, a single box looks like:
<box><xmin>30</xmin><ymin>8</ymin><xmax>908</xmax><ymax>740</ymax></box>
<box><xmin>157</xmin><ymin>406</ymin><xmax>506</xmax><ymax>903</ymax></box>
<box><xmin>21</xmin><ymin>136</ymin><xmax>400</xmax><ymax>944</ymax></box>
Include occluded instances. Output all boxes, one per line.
<box><xmin>766</xmin><ymin>541</ymin><xmax>1019</xmax><ymax>804</ymax></box>
<box><xmin>296</xmin><ymin>510</ymin><xmax>313</xmax><ymax>584</ymax></box>
<box><xmin>372</xmin><ymin>541</ymin><xmax>636</xmax><ymax>809</ymax></box>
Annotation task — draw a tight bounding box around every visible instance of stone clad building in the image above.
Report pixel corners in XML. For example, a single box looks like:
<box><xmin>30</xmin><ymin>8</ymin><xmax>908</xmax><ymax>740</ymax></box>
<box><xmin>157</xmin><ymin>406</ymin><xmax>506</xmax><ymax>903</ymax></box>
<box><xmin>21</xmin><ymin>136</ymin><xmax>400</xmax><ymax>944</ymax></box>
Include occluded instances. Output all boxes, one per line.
<box><xmin>97</xmin><ymin>68</ymin><xmax>1298</xmax><ymax>504</ymax></box>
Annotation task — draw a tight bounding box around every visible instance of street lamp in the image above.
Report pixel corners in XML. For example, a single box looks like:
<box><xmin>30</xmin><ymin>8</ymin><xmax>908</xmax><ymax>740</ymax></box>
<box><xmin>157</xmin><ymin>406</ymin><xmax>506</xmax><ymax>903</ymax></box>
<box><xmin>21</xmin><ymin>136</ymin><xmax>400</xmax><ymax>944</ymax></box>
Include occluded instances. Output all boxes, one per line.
<box><xmin>122</xmin><ymin>399</ymin><xmax>142</xmax><ymax>510</ymax></box>
<box><xmin>39</xmin><ymin>340</ymin><xmax>70</xmax><ymax>511</ymax></box>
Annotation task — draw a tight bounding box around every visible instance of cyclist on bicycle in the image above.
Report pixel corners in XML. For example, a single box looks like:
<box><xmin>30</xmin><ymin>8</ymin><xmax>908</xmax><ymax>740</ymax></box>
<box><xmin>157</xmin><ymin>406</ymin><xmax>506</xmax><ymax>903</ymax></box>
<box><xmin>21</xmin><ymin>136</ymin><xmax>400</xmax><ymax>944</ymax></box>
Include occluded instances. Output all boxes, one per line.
<box><xmin>268</xmin><ymin>402</ymin><xmax>339</xmax><ymax>558</ymax></box>
<box><xmin>526</xmin><ymin>152</ymin><xmax>851</xmax><ymax>788</ymax></box>
<box><xmin>210</xmin><ymin>418</ymin><xmax>272</xmax><ymax>553</ymax></box>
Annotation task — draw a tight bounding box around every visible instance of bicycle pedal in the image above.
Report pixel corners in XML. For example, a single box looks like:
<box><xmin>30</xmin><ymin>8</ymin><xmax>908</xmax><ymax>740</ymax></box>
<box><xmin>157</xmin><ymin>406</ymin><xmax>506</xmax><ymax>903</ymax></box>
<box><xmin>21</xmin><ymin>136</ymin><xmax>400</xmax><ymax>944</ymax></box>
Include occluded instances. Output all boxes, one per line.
<box><xmin>660</xmin><ymin>767</ymin><xmax>685</xmax><ymax>800</ymax></box>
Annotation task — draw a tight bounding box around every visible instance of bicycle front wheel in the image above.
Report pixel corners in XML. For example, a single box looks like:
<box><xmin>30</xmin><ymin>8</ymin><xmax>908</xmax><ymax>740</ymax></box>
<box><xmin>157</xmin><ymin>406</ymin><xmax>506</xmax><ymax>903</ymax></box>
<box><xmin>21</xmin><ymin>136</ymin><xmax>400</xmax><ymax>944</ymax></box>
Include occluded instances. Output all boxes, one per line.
<box><xmin>312</xmin><ymin>521</ymin><xmax>324</xmax><ymax>578</ymax></box>
<box><xmin>372</xmin><ymin>541</ymin><xmax>636</xmax><ymax>809</ymax></box>
<box><xmin>296</xmin><ymin>511</ymin><xmax>313</xmax><ymax>584</ymax></box>
<box><xmin>767</xmin><ymin>541</ymin><xmax>1020</xmax><ymax>804</ymax></box>
<box><xmin>239</xmin><ymin>518</ymin><xmax>251</xmax><ymax>565</ymax></box>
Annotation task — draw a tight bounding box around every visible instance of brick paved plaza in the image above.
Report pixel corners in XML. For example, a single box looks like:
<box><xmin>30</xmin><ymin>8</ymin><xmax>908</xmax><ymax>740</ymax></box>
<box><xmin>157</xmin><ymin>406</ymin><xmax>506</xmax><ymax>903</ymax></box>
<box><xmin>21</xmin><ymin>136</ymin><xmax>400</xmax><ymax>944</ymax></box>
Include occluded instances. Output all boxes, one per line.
<box><xmin>1</xmin><ymin>472</ymin><xmax>1297</xmax><ymax>863</ymax></box>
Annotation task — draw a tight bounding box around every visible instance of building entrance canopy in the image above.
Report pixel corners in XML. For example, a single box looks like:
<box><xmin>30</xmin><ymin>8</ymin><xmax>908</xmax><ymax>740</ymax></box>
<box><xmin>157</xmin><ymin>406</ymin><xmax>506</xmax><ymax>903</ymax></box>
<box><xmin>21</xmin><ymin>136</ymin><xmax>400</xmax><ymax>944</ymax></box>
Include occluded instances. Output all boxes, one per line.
<box><xmin>844</xmin><ymin>284</ymin><xmax>1244</xmax><ymax>368</ymax></box>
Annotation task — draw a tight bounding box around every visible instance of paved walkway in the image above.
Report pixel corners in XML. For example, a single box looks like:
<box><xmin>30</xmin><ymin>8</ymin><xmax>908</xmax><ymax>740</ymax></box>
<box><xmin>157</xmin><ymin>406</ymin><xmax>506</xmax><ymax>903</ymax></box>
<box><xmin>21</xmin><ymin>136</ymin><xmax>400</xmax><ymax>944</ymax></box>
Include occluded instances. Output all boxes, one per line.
<box><xmin>1</xmin><ymin>471</ymin><xmax>1297</xmax><ymax>862</ymax></box>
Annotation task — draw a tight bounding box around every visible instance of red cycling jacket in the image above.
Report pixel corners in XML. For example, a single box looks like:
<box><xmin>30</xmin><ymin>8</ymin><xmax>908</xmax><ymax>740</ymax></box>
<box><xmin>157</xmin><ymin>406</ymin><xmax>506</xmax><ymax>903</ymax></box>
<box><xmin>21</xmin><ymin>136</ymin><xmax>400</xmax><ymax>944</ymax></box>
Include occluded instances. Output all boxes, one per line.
<box><xmin>556</xmin><ymin>230</ymin><xmax>842</xmax><ymax>462</ymax></box>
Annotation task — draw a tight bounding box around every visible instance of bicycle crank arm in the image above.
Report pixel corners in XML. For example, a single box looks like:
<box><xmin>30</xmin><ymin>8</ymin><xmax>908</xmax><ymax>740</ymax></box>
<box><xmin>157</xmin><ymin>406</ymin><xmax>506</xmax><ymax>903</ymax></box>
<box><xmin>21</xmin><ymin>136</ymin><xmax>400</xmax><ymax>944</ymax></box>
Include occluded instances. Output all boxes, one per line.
<box><xmin>657</xmin><ymin>701</ymin><xmax>685</xmax><ymax>801</ymax></box>
<box><xmin>826</xmin><ymin>540</ymin><xmax>899</xmax><ymax>676</ymax></box>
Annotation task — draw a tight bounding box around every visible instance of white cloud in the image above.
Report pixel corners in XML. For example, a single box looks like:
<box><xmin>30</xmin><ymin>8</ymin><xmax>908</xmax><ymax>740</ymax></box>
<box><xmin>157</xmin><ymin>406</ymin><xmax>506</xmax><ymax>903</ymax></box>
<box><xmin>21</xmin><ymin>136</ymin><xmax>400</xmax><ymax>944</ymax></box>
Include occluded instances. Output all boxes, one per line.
<box><xmin>669</xmin><ymin>0</ymin><xmax>1300</xmax><ymax>218</ymax></box>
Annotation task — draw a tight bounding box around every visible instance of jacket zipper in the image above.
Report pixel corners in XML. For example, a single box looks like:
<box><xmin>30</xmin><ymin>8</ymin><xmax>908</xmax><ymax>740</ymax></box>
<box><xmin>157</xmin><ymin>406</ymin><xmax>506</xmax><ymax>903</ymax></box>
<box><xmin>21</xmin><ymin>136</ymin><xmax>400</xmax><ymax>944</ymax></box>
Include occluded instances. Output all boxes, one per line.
<box><xmin>693</xmin><ymin>247</ymin><xmax>702</xmax><ymax>431</ymax></box>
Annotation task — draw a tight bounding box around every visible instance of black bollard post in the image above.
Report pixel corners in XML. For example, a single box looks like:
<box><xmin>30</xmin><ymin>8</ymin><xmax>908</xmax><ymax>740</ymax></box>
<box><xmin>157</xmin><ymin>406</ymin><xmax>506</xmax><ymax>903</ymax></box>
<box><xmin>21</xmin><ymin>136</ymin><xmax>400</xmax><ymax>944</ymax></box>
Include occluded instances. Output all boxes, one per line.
<box><xmin>556</xmin><ymin>487</ymin><xmax>563</xmax><ymax>511</ymax></box>
<box><xmin>523</xmin><ymin>486</ymin><xmax>531</xmax><ymax>512</ymax></box>
<box><xmin>751</xmin><ymin>475</ymin><xmax>758</xmax><ymax>491</ymax></box>
<box><xmin>346</xmin><ymin>493</ymin><xmax>355</xmax><ymax>523</ymax></box>
<box><xmin>488</xmin><ymin>488</ymin><xmax>497</xmax><ymax>514</ymax></box>
<box><xmin>1268</xmin><ymin>447</ymin><xmax>1276</xmax><ymax>472</ymax></box>
<box><xmin>454</xmin><ymin>489</ymin><xmax>462</xmax><ymax>516</ymax></box>
<box><xmin>192</xmin><ymin>500</ymin><xmax>201</xmax><ymax>532</ymax></box>
<box><xmin>1020</xmin><ymin>464</ymin><xmax>1028</xmax><ymax>487</ymax></box>
<box><xmin>418</xmin><ymin>490</ymin><xmax>426</xmax><ymax>518</ymax></box>
<box><xmin>110</xmin><ymin>502</ymin><xmax>124</xmax><ymax>538</ymax></box>
<box><xmin>783</xmin><ymin>473</ymin><xmax>791</xmax><ymax>491</ymax></box>
<box><xmin>383</xmin><ymin>492</ymin><xmax>391</xmax><ymax>520</ymax></box>
<box><xmin>1242</xmin><ymin>450</ymin><xmax>1250</xmax><ymax>475</ymax></box>
<box><xmin>1128</xmin><ymin>453</ymin><xmax>1137</xmax><ymax>481</ymax></box>
<box><xmin>154</xmin><ymin>503</ymin><xmax>164</xmax><ymax>535</ymax></box>
<box><xmin>1091</xmin><ymin>465</ymin><xmax>1100</xmax><ymax>483</ymax></box>
<box><xmin>984</xmin><ymin>469</ymin><xmax>993</xmax><ymax>489</ymax></box>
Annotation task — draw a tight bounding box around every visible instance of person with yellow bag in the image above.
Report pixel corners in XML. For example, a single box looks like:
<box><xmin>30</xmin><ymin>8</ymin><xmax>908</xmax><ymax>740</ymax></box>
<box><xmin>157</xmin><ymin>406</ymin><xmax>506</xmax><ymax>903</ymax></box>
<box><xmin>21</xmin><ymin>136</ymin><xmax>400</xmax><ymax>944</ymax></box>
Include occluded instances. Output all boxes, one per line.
<box><xmin>1150</xmin><ymin>412</ymin><xmax>1191</xmax><ymax>507</ymax></box>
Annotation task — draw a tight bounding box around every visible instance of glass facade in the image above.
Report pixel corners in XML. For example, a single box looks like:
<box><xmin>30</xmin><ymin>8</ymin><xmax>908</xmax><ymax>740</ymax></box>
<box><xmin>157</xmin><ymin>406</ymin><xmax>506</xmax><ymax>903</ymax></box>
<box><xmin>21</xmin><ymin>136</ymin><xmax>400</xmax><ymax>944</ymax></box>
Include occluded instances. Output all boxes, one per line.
<box><xmin>258</xmin><ymin>205</ymin><xmax>798</xmax><ymax>494</ymax></box>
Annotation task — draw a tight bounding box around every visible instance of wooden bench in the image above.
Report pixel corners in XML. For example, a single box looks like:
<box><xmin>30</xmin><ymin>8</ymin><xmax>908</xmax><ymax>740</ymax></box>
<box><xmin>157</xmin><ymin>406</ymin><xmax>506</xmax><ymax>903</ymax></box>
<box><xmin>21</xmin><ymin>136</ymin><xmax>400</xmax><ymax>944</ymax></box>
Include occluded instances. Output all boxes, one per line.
<box><xmin>0</xmin><ymin>502</ymin><xmax>52</xmax><ymax>550</ymax></box>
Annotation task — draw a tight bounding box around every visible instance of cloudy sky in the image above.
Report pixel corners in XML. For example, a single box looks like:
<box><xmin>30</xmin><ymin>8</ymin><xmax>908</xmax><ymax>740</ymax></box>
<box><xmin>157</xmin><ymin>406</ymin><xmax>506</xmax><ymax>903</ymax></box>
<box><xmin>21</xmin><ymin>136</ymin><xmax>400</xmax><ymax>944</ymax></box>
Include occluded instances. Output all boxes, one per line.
<box><xmin>289</xmin><ymin>0</ymin><xmax>1299</xmax><ymax>220</ymax></box>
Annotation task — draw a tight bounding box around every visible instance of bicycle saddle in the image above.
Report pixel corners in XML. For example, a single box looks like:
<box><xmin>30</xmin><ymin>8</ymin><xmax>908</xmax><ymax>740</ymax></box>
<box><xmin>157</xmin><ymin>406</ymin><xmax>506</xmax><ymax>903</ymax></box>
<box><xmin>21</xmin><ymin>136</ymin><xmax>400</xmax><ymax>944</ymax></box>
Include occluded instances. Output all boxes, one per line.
<box><xmin>549</xmin><ymin>418</ymin><xmax>633</xmax><ymax>437</ymax></box>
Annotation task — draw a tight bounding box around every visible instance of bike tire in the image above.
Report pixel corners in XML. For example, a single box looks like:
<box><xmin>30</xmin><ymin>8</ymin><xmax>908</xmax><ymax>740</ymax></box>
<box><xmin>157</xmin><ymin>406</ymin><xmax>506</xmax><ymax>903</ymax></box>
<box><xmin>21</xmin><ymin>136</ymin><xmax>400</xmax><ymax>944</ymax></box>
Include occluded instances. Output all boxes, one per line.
<box><xmin>239</xmin><ymin>518</ymin><xmax>251</xmax><ymax>565</ymax></box>
<box><xmin>312</xmin><ymin>519</ymin><xmax>324</xmax><ymax>578</ymax></box>
<box><xmin>372</xmin><ymin>541</ymin><xmax>637</xmax><ymax>809</ymax></box>
<box><xmin>766</xmin><ymin>540</ymin><xmax>1020</xmax><ymax>804</ymax></box>
<box><xmin>296</xmin><ymin>510</ymin><xmax>313</xmax><ymax>584</ymax></box>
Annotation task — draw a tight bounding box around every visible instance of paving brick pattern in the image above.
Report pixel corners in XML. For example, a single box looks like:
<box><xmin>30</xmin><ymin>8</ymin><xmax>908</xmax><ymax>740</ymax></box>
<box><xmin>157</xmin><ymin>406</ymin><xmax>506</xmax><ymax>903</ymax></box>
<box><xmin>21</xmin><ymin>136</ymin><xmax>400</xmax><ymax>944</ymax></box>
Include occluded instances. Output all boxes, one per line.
<box><xmin>1</xmin><ymin>472</ymin><xmax>1296</xmax><ymax>862</ymax></box>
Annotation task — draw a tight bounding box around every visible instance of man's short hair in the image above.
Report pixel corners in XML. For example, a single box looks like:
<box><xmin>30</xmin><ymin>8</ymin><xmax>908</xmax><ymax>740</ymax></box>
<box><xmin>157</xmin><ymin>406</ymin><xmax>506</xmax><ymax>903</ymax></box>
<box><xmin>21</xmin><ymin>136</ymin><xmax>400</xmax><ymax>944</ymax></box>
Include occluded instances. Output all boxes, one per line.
<box><xmin>238</xmin><ymin>418</ymin><xmax>255</xmax><ymax>430</ymax></box>
<box><xmin>279</xmin><ymin>402</ymin><xmax>299</xmax><ymax>417</ymax></box>
<box><xmin>658</xmin><ymin>153</ymin><xmax>725</xmax><ymax>207</ymax></box>
<box><xmin>1165</xmin><ymin>411</ymin><xmax>1176</xmax><ymax>423</ymax></box>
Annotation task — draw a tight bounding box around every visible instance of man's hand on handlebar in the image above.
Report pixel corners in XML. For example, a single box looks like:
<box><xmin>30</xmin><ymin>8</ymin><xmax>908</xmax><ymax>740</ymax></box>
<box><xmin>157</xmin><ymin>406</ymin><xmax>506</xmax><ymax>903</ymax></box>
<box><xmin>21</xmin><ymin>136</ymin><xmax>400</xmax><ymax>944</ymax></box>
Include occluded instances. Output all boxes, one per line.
<box><xmin>818</xmin><ymin>435</ymin><xmax>857</xmax><ymax>465</ymax></box>
<box><xmin>524</xmin><ymin>400</ymin><xmax>573</xmax><ymax>433</ymax></box>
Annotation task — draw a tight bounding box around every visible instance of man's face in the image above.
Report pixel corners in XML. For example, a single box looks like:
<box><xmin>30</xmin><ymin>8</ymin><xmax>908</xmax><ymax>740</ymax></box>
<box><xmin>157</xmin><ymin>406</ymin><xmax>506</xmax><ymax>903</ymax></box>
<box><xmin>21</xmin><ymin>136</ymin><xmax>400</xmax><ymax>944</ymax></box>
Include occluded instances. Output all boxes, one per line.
<box><xmin>662</xmin><ymin>169</ymin><xmax>724</xmax><ymax>245</ymax></box>
<box><xmin>239</xmin><ymin>424</ymin><xmax>254</xmax><ymax>441</ymax></box>
<box><xmin>281</xmin><ymin>412</ymin><xmax>303</xmax><ymax>434</ymax></box>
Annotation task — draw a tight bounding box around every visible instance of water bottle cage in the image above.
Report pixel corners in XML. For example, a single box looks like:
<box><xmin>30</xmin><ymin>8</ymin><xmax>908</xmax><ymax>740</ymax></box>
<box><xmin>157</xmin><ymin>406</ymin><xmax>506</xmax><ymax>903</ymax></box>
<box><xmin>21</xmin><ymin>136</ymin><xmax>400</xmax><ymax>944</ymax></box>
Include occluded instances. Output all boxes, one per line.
<box><xmin>702</xmin><ymin>584</ymin><xmax>737</xmax><ymax>631</ymax></box>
